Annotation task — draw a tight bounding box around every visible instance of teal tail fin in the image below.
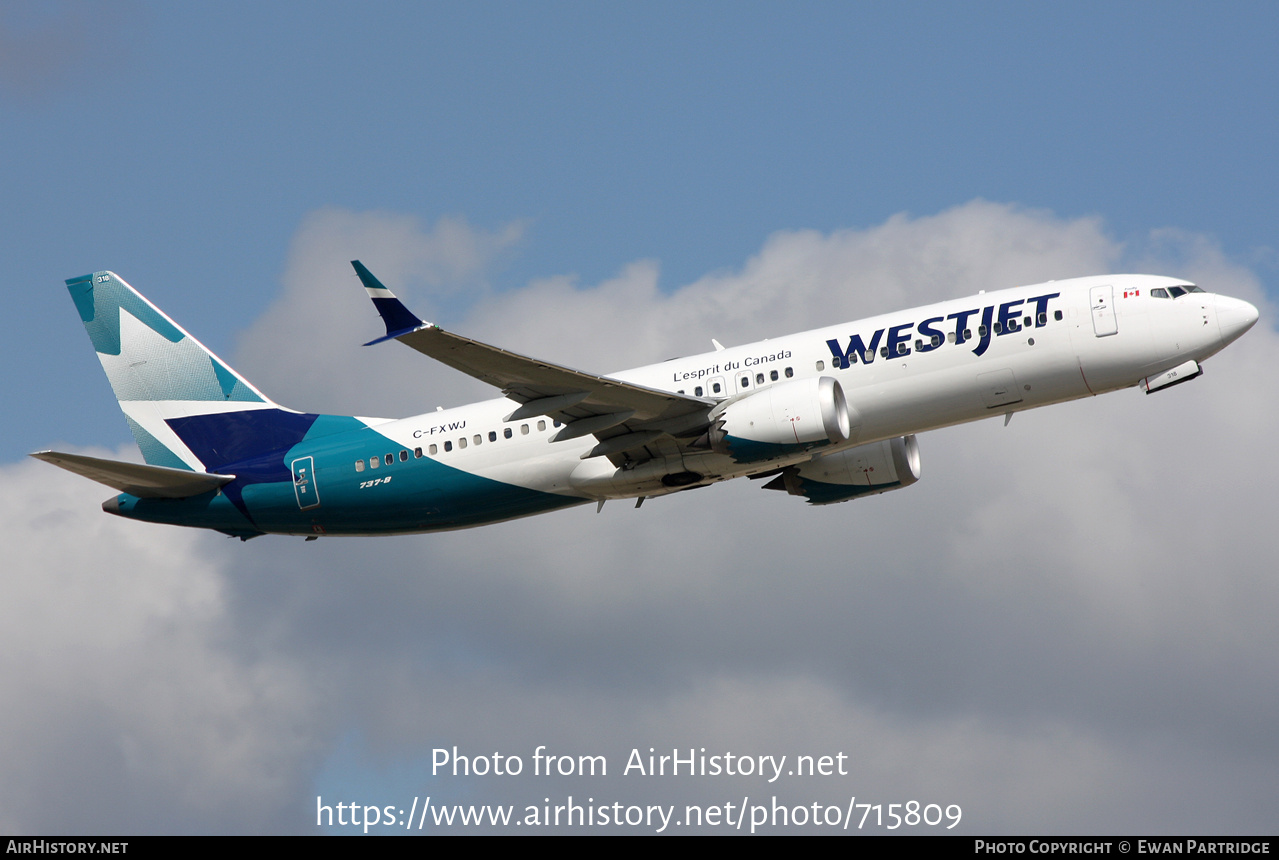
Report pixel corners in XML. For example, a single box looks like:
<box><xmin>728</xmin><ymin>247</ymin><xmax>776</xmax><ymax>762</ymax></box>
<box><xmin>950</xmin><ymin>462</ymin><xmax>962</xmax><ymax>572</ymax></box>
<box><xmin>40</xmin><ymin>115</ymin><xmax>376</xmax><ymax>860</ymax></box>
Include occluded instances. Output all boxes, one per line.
<box><xmin>64</xmin><ymin>271</ymin><xmax>283</xmax><ymax>470</ymax></box>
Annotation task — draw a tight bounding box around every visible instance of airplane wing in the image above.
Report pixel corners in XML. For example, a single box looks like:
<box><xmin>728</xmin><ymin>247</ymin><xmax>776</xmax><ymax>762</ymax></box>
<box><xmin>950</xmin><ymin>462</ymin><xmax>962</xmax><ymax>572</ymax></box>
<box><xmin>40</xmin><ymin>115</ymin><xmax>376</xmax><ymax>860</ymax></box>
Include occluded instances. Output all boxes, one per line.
<box><xmin>31</xmin><ymin>451</ymin><xmax>235</xmax><ymax>499</ymax></box>
<box><xmin>353</xmin><ymin>261</ymin><xmax>714</xmax><ymax>461</ymax></box>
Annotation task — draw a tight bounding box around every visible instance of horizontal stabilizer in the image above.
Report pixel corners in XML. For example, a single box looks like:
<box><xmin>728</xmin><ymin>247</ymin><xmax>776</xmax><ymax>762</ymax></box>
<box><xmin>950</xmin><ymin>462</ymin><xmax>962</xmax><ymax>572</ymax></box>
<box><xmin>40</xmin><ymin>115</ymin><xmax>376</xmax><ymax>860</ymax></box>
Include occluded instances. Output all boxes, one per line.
<box><xmin>31</xmin><ymin>451</ymin><xmax>235</xmax><ymax>499</ymax></box>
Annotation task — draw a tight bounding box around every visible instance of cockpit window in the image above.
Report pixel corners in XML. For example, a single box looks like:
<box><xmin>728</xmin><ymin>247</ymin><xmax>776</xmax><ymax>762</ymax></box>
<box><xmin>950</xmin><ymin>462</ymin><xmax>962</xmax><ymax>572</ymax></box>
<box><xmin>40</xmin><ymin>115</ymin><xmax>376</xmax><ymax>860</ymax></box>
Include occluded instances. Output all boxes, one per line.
<box><xmin>1153</xmin><ymin>285</ymin><xmax>1202</xmax><ymax>299</ymax></box>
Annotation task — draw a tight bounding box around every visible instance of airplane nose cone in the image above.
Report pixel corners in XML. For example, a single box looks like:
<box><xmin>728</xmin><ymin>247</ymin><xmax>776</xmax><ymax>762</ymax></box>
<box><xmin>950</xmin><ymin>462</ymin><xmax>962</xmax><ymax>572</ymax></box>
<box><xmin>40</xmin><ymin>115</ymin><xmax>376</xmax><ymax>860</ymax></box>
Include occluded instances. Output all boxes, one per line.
<box><xmin>1216</xmin><ymin>295</ymin><xmax>1260</xmax><ymax>346</ymax></box>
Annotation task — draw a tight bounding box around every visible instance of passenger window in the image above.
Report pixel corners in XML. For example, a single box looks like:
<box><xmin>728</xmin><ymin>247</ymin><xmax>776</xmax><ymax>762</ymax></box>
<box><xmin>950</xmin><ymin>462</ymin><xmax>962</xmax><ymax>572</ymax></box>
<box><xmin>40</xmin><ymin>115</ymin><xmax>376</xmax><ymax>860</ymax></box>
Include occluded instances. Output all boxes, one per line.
<box><xmin>915</xmin><ymin>339</ymin><xmax>923</xmax><ymax>351</ymax></box>
<box><xmin>355</xmin><ymin>460</ymin><xmax>365</xmax><ymax>472</ymax></box>
<box><xmin>1054</xmin><ymin>311</ymin><xmax>1063</xmax><ymax>321</ymax></box>
<box><xmin>414</xmin><ymin>447</ymin><xmax>423</xmax><ymax>458</ymax></box>
<box><xmin>993</xmin><ymin>322</ymin><xmax>1002</xmax><ymax>334</ymax></box>
<box><xmin>489</xmin><ymin>431</ymin><xmax>497</xmax><ymax>442</ymax></box>
<box><xmin>931</xmin><ymin>334</ymin><xmax>941</xmax><ymax>347</ymax></box>
<box><xmin>784</xmin><ymin>367</ymin><xmax>793</xmax><ymax>378</ymax></box>
<box><xmin>814</xmin><ymin>361</ymin><xmax>824</xmax><ymax>372</ymax></box>
<box><xmin>740</xmin><ymin>376</ymin><xmax>750</xmax><ymax>388</ymax></box>
<box><xmin>756</xmin><ymin>373</ymin><xmax>764</xmax><ymax>385</ymax></box>
<box><xmin>537</xmin><ymin>420</ymin><xmax>546</xmax><ymax>431</ymax></box>
<box><xmin>880</xmin><ymin>347</ymin><xmax>889</xmax><ymax>358</ymax></box>
<box><xmin>504</xmin><ymin>428</ymin><xmax>512</xmax><ymax>439</ymax></box>
<box><xmin>399</xmin><ymin>450</ymin><xmax>408</xmax><ymax>462</ymax></box>
<box><xmin>553</xmin><ymin>420</ymin><xmax>561</xmax><ymax>428</ymax></box>
<box><xmin>978</xmin><ymin>326</ymin><xmax>987</xmax><ymax>337</ymax></box>
<box><xmin>521</xmin><ymin>424</ymin><xmax>529</xmax><ymax>435</ymax></box>
<box><xmin>458</xmin><ymin>438</ymin><xmax>467</xmax><ymax>449</ymax></box>
<box><xmin>771</xmin><ymin>369</ymin><xmax>780</xmax><ymax>381</ymax></box>
<box><xmin>948</xmin><ymin>331</ymin><xmax>956</xmax><ymax>343</ymax></box>
<box><xmin>1038</xmin><ymin>312</ymin><xmax>1047</xmax><ymax>325</ymax></box>
<box><xmin>711</xmin><ymin>381</ymin><xmax>722</xmax><ymax>394</ymax></box>
<box><xmin>473</xmin><ymin>435</ymin><xmax>482</xmax><ymax>445</ymax></box>
<box><xmin>695</xmin><ymin>385</ymin><xmax>704</xmax><ymax>396</ymax></box>
<box><xmin>444</xmin><ymin>441</ymin><xmax>452</xmax><ymax>452</ymax></box>
<box><xmin>1024</xmin><ymin>316</ymin><xmax>1032</xmax><ymax>328</ymax></box>
<box><xmin>370</xmin><ymin>457</ymin><xmax>379</xmax><ymax>470</ymax></box>
<box><xmin>384</xmin><ymin>453</ymin><xmax>393</xmax><ymax>466</ymax></box>
<box><xmin>429</xmin><ymin>444</ymin><xmax>438</xmax><ymax>455</ymax></box>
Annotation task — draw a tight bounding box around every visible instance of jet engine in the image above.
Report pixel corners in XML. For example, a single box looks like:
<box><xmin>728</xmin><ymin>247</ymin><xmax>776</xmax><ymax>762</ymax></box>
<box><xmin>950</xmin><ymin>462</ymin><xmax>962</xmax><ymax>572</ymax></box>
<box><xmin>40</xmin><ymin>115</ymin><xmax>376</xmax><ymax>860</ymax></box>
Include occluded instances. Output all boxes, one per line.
<box><xmin>706</xmin><ymin>376</ymin><xmax>851</xmax><ymax>463</ymax></box>
<box><xmin>763</xmin><ymin>435</ymin><xmax>921</xmax><ymax>505</ymax></box>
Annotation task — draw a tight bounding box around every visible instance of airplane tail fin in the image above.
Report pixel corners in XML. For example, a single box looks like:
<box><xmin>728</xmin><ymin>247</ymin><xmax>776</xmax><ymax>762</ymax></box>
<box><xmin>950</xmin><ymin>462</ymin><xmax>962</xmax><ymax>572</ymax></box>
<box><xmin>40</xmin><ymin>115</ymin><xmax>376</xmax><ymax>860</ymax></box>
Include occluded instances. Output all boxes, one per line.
<box><xmin>64</xmin><ymin>271</ymin><xmax>292</xmax><ymax>471</ymax></box>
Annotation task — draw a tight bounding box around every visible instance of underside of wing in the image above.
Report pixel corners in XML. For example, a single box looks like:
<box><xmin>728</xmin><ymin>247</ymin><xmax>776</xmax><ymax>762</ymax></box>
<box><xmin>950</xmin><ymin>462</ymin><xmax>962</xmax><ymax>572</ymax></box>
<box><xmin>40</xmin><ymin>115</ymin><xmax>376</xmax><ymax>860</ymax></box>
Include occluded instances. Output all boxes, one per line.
<box><xmin>353</xmin><ymin>261</ymin><xmax>714</xmax><ymax>462</ymax></box>
<box><xmin>31</xmin><ymin>451</ymin><xmax>235</xmax><ymax>499</ymax></box>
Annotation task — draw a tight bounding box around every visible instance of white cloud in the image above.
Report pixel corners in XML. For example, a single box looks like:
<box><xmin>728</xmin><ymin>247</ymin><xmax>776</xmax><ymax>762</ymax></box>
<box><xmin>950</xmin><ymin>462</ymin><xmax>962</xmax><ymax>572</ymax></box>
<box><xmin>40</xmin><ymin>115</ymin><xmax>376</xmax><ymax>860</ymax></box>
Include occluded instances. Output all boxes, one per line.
<box><xmin>0</xmin><ymin>452</ymin><xmax>325</xmax><ymax>833</ymax></box>
<box><xmin>462</xmin><ymin>201</ymin><xmax>1121</xmax><ymax>373</ymax></box>
<box><xmin>235</xmin><ymin>208</ymin><xmax>526</xmax><ymax>416</ymax></box>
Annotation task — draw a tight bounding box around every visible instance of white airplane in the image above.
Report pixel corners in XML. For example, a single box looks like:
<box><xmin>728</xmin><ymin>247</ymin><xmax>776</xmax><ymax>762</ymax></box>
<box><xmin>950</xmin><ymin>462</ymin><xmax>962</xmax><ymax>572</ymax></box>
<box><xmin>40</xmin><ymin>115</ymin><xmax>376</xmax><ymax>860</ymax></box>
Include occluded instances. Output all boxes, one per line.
<box><xmin>33</xmin><ymin>264</ymin><xmax>1258</xmax><ymax>539</ymax></box>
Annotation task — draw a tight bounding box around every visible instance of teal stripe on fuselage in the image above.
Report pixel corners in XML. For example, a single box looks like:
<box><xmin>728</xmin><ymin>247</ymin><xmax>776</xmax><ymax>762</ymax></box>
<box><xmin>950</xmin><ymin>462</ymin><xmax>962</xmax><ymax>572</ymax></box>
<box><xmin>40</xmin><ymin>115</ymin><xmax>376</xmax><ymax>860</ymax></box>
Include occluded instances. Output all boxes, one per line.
<box><xmin>272</xmin><ymin>426</ymin><xmax>583</xmax><ymax>534</ymax></box>
<box><xmin>109</xmin><ymin>489</ymin><xmax>264</xmax><ymax>539</ymax></box>
<box><xmin>109</xmin><ymin>422</ymin><xmax>584</xmax><ymax>536</ymax></box>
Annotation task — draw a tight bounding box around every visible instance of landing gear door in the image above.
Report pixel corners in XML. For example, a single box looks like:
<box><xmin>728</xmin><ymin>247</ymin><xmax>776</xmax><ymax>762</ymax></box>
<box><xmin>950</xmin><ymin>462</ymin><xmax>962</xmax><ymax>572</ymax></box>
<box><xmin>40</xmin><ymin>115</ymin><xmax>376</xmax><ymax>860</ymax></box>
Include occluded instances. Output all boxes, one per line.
<box><xmin>291</xmin><ymin>456</ymin><xmax>321</xmax><ymax>510</ymax></box>
<box><xmin>1091</xmin><ymin>285</ymin><xmax>1118</xmax><ymax>337</ymax></box>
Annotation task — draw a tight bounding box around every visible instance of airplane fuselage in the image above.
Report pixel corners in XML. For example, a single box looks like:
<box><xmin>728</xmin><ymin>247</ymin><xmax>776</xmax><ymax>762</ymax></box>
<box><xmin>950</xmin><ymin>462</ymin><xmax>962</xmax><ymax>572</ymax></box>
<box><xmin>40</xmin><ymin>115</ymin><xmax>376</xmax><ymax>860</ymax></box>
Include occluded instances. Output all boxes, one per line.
<box><xmin>100</xmin><ymin>273</ymin><xmax>1256</xmax><ymax>538</ymax></box>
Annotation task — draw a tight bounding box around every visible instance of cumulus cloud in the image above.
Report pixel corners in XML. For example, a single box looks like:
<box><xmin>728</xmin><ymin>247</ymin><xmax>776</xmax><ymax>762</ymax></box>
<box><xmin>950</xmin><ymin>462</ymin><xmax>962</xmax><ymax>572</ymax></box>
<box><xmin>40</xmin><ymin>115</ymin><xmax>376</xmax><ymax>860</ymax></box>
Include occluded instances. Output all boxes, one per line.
<box><xmin>236</xmin><ymin>208</ymin><xmax>526</xmax><ymax>417</ymax></box>
<box><xmin>11</xmin><ymin>201</ymin><xmax>1279</xmax><ymax>832</ymax></box>
<box><xmin>0</xmin><ymin>452</ymin><xmax>326</xmax><ymax>833</ymax></box>
<box><xmin>462</xmin><ymin>201</ymin><xmax>1121</xmax><ymax>373</ymax></box>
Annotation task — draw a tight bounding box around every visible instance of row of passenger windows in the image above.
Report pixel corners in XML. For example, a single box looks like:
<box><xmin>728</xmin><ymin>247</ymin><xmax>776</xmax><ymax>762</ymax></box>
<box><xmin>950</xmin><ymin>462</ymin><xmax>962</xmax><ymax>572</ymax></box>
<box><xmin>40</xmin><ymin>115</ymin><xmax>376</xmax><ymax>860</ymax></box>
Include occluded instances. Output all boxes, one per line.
<box><xmin>678</xmin><ymin>366</ymin><xmax>795</xmax><ymax>397</ymax></box>
<box><xmin>353</xmin><ymin>419</ymin><xmax>558</xmax><ymax>472</ymax></box>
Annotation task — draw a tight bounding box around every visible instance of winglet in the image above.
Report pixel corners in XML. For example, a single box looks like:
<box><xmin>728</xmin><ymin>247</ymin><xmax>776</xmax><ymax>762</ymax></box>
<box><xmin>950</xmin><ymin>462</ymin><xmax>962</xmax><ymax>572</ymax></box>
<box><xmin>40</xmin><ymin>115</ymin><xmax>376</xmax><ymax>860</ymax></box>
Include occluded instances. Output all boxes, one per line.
<box><xmin>353</xmin><ymin>260</ymin><xmax>429</xmax><ymax>345</ymax></box>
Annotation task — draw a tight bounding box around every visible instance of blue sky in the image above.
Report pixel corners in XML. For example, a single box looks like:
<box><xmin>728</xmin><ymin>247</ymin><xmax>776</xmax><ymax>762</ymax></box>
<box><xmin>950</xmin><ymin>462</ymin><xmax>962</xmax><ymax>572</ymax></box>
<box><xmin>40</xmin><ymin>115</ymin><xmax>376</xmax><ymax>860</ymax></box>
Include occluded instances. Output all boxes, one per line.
<box><xmin>4</xmin><ymin>1</ymin><xmax>1279</xmax><ymax>834</ymax></box>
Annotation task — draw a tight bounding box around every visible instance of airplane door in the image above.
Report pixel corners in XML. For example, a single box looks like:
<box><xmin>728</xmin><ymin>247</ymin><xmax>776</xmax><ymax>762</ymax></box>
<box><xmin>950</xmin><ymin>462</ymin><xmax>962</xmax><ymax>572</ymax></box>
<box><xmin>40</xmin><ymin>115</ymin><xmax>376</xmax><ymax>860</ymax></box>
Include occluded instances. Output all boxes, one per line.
<box><xmin>291</xmin><ymin>456</ymin><xmax>321</xmax><ymax>510</ymax></box>
<box><xmin>1090</xmin><ymin>285</ymin><xmax>1118</xmax><ymax>337</ymax></box>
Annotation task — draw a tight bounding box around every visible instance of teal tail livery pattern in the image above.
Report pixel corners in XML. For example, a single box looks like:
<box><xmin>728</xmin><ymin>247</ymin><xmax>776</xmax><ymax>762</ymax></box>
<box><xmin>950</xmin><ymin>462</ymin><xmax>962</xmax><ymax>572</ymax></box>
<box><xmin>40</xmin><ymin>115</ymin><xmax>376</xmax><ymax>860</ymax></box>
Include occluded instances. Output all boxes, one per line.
<box><xmin>37</xmin><ymin>264</ymin><xmax>1259</xmax><ymax>540</ymax></box>
<box><xmin>64</xmin><ymin>271</ymin><xmax>276</xmax><ymax>470</ymax></box>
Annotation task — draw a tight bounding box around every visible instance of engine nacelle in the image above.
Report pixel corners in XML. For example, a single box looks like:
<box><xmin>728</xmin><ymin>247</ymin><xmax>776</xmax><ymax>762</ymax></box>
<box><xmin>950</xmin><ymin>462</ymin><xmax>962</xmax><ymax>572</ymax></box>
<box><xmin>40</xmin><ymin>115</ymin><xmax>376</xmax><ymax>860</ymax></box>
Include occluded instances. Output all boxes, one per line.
<box><xmin>763</xmin><ymin>435</ymin><xmax>921</xmax><ymax>505</ymax></box>
<box><xmin>708</xmin><ymin>376</ymin><xmax>851</xmax><ymax>463</ymax></box>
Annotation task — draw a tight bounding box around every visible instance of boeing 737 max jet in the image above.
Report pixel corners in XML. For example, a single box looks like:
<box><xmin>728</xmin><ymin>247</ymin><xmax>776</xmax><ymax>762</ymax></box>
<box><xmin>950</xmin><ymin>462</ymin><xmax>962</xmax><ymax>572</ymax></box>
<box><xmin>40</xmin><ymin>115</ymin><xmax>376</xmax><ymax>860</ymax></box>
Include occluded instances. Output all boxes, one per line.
<box><xmin>33</xmin><ymin>264</ymin><xmax>1258</xmax><ymax>539</ymax></box>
